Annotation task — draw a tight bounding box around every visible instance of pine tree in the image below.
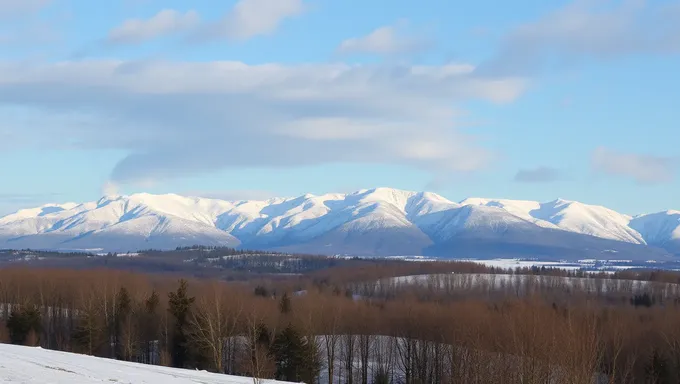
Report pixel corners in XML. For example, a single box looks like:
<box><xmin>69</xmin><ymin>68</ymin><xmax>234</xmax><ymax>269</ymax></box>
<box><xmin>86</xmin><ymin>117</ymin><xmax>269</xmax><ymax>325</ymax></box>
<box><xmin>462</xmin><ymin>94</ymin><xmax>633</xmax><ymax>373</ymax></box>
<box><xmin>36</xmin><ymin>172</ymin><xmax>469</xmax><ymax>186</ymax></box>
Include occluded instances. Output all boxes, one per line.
<box><xmin>168</xmin><ymin>279</ymin><xmax>195</xmax><ymax>368</ymax></box>
<box><xmin>142</xmin><ymin>289</ymin><xmax>160</xmax><ymax>364</ymax></box>
<box><xmin>6</xmin><ymin>306</ymin><xmax>42</xmax><ymax>346</ymax></box>
<box><xmin>146</xmin><ymin>289</ymin><xmax>159</xmax><ymax>313</ymax></box>
<box><xmin>114</xmin><ymin>287</ymin><xmax>132</xmax><ymax>360</ymax></box>
<box><xmin>73</xmin><ymin>301</ymin><xmax>104</xmax><ymax>356</ymax></box>
<box><xmin>270</xmin><ymin>325</ymin><xmax>321</xmax><ymax>383</ymax></box>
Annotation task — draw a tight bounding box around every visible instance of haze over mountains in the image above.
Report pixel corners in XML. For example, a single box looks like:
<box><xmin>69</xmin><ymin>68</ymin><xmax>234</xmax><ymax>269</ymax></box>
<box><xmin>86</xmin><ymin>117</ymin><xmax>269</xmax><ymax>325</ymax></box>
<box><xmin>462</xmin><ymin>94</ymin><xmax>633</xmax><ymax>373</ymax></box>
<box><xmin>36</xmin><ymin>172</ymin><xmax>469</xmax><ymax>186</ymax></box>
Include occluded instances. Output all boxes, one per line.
<box><xmin>0</xmin><ymin>188</ymin><xmax>678</xmax><ymax>261</ymax></box>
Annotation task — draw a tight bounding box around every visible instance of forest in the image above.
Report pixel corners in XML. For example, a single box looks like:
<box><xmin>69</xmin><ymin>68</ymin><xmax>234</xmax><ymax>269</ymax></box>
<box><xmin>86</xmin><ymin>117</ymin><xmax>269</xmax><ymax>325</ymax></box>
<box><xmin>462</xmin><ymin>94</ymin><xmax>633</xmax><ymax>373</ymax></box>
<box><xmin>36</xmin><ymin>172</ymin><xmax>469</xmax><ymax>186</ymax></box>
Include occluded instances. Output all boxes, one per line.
<box><xmin>2</xmin><ymin>252</ymin><xmax>680</xmax><ymax>383</ymax></box>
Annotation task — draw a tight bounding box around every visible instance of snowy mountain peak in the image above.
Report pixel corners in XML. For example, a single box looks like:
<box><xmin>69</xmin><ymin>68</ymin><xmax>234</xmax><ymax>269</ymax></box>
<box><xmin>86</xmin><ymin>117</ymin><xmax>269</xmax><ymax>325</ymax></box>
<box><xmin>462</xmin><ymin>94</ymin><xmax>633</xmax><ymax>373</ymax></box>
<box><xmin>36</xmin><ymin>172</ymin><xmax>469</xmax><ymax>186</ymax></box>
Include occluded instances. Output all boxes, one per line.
<box><xmin>552</xmin><ymin>197</ymin><xmax>573</xmax><ymax>204</ymax></box>
<box><xmin>0</xmin><ymin>188</ymin><xmax>677</xmax><ymax>257</ymax></box>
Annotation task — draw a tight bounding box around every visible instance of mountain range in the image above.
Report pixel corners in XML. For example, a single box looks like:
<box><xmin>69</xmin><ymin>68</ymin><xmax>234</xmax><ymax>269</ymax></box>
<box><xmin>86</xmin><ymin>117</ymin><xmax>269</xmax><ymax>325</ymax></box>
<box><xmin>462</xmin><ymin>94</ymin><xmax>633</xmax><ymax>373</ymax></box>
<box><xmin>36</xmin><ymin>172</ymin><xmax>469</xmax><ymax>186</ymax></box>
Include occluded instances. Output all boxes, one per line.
<box><xmin>0</xmin><ymin>188</ymin><xmax>678</xmax><ymax>261</ymax></box>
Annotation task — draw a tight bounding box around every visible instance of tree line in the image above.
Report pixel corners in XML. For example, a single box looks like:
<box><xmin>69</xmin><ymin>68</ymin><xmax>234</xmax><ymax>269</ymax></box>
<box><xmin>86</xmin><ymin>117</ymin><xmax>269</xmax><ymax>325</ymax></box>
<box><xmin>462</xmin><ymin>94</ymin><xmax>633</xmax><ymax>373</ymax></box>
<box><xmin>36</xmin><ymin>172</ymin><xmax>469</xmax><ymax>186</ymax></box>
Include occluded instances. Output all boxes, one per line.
<box><xmin>2</xmin><ymin>266</ymin><xmax>680</xmax><ymax>383</ymax></box>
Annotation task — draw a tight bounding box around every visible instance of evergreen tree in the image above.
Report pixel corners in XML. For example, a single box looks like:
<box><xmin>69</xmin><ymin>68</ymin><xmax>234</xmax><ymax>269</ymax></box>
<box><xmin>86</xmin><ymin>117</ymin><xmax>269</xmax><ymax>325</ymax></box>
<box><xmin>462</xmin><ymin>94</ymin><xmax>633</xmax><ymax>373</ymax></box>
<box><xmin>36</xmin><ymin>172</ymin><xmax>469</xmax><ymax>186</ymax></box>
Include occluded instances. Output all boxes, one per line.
<box><xmin>73</xmin><ymin>303</ymin><xmax>104</xmax><ymax>355</ymax></box>
<box><xmin>114</xmin><ymin>287</ymin><xmax>132</xmax><ymax>359</ymax></box>
<box><xmin>145</xmin><ymin>289</ymin><xmax>160</xmax><ymax>313</ymax></box>
<box><xmin>253</xmin><ymin>323</ymin><xmax>271</xmax><ymax>355</ymax></box>
<box><xmin>6</xmin><ymin>306</ymin><xmax>42</xmax><ymax>346</ymax></box>
<box><xmin>141</xmin><ymin>289</ymin><xmax>160</xmax><ymax>364</ymax></box>
<box><xmin>270</xmin><ymin>325</ymin><xmax>321</xmax><ymax>383</ymax></box>
<box><xmin>168</xmin><ymin>279</ymin><xmax>195</xmax><ymax>368</ymax></box>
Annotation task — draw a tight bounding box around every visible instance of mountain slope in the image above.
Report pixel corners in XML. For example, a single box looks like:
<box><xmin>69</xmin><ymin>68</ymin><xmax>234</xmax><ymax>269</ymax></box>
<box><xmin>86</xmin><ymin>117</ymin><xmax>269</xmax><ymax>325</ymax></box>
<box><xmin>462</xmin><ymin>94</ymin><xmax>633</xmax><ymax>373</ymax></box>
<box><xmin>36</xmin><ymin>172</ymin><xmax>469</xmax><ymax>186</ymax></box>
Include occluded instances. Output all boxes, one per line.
<box><xmin>0</xmin><ymin>195</ymin><xmax>240</xmax><ymax>252</ymax></box>
<box><xmin>0</xmin><ymin>188</ymin><xmax>676</xmax><ymax>260</ymax></box>
<box><xmin>460</xmin><ymin>198</ymin><xmax>645</xmax><ymax>244</ymax></box>
<box><xmin>630</xmin><ymin>211</ymin><xmax>680</xmax><ymax>255</ymax></box>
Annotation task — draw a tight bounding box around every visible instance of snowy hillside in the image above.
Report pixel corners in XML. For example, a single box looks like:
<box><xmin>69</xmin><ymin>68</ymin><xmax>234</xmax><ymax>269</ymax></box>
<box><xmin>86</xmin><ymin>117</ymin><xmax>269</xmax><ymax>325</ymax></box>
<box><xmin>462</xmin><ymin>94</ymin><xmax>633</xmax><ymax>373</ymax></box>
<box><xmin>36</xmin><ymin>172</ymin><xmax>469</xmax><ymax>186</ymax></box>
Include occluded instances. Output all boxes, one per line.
<box><xmin>0</xmin><ymin>188</ymin><xmax>677</xmax><ymax>259</ymax></box>
<box><xmin>0</xmin><ymin>343</ymin><xmax>291</xmax><ymax>384</ymax></box>
<box><xmin>461</xmin><ymin>198</ymin><xmax>646</xmax><ymax>244</ymax></box>
<box><xmin>630</xmin><ymin>211</ymin><xmax>680</xmax><ymax>254</ymax></box>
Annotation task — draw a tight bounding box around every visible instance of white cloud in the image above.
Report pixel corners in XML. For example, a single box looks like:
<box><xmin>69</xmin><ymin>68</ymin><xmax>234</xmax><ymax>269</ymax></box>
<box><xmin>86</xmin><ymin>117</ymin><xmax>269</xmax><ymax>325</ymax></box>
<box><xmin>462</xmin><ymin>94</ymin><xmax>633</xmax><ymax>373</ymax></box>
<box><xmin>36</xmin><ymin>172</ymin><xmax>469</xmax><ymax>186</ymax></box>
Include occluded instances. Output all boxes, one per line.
<box><xmin>482</xmin><ymin>0</ymin><xmax>680</xmax><ymax>74</ymax></box>
<box><xmin>0</xmin><ymin>0</ymin><xmax>50</xmax><ymax>19</ymax></box>
<box><xmin>107</xmin><ymin>0</ymin><xmax>305</xmax><ymax>45</ymax></box>
<box><xmin>197</xmin><ymin>0</ymin><xmax>305</xmax><ymax>41</ymax></box>
<box><xmin>591</xmin><ymin>147</ymin><xmax>677</xmax><ymax>184</ymax></box>
<box><xmin>108</xmin><ymin>9</ymin><xmax>200</xmax><ymax>44</ymax></box>
<box><xmin>0</xmin><ymin>59</ymin><xmax>527</xmax><ymax>184</ymax></box>
<box><xmin>0</xmin><ymin>0</ymin><xmax>54</xmax><ymax>45</ymax></box>
<box><xmin>337</xmin><ymin>23</ymin><xmax>428</xmax><ymax>56</ymax></box>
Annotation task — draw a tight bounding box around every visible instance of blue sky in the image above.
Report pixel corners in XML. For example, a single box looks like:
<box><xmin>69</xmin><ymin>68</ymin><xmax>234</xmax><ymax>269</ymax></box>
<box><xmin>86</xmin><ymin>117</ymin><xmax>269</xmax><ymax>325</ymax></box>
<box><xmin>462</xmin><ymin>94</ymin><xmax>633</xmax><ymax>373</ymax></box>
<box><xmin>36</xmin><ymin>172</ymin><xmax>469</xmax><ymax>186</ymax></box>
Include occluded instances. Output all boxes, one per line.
<box><xmin>0</xmin><ymin>0</ymin><xmax>678</xmax><ymax>215</ymax></box>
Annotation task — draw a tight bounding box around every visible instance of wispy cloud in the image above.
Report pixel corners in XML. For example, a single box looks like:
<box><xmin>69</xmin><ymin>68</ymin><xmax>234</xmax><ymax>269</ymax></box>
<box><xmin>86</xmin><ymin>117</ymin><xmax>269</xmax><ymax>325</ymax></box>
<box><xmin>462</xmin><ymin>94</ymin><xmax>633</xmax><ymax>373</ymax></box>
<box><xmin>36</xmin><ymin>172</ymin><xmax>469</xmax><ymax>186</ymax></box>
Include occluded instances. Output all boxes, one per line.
<box><xmin>107</xmin><ymin>0</ymin><xmax>306</xmax><ymax>45</ymax></box>
<box><xmin>195</xmin><ymin>0</ymin><xmax>305</xmax><ymax>42</ymax></box>
<box><xmin>514</xmin><ymin>167</ymin><xmax>561</xmax><ymax>183</ymax></box>
<box><xmin>0</xmin><ymin>59</ymin><xmax>527</xmax><ymax>185</ymax></box>
<box><xmin>0</xmin><ymin>0</ymin><xmax>51</xmax><ymax>19</ymax></box>
<box><xmin>337</xmin><ymin>21</ymin><xmax>430</xmax><ymax>56</ymax></box>
<box><xmin>481</xmin><ymin>0</ymin><xmax>680</xmax><ymax>74</ymax></box>
<box><xmin>107</xmin><ymin>9</ymin><xmax>200</xmax><ymax>45</ymax></box>
<box><xmin>591</xmin><ymin>147</ymin><xmax>677</xmax><ymax>184</ymax></box>
<box><xmin>0</xmin><ymin>0</ymin><xmax>57</xmax><ymax>48</ymax></box>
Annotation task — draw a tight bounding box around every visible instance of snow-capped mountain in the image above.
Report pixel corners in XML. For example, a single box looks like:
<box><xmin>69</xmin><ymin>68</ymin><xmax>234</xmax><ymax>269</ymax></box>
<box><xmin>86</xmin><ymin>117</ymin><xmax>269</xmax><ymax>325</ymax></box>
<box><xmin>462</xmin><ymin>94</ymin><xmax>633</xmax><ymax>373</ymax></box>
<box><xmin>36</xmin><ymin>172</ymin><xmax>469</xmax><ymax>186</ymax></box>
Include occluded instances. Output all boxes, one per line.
<box><xmin>460</xmin><ymin>198</ymin><xmax>646</xmax><ymax>244</ymax></box>
<box><xmin>630</xmin><ymin>211</ymin><xmax>680</xmax><ymax>255</ymax></box>
<box><xmin>0</xmin><ymin>188</ymin><xmax>677</xmax><ymax>260</ymax></box>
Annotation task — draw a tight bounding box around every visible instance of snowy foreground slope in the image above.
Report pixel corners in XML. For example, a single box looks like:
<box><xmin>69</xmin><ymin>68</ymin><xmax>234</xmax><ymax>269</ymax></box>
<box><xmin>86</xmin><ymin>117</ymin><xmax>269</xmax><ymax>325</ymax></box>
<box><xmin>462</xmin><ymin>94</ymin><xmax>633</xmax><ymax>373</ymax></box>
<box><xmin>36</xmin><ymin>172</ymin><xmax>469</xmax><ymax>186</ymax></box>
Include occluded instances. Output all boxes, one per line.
<box><xmin>0</xmin><ymin>343</ymin><xmax>292</xmax><ymax>384</ymax></box>
<box><xmin>0</xmin><ymin>188</ymin><xmax>678</xmax><ymax>260</ymax></box>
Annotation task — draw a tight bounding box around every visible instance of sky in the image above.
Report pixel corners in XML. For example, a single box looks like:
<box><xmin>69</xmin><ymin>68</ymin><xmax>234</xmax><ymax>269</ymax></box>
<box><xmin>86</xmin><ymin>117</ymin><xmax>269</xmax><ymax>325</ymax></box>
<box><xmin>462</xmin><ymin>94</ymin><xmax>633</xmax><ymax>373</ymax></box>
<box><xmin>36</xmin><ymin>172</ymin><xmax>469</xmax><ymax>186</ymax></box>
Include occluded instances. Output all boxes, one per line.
<box><xmin>0</xmin><ymin>0</ymin><xmax>678</xmax><ymax>216</ymax></box>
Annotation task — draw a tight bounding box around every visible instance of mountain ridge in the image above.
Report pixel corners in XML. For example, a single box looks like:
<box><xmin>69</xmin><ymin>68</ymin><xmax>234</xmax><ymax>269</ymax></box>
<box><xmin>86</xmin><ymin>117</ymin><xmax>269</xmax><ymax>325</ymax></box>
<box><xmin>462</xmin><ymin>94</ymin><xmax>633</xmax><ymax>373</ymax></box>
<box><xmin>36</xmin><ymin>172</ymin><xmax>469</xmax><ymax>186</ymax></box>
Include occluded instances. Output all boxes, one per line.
<box><xmin>0</xmin><ymin>187</ymin><xmax>678</xmax><ymax>260</ymax></box>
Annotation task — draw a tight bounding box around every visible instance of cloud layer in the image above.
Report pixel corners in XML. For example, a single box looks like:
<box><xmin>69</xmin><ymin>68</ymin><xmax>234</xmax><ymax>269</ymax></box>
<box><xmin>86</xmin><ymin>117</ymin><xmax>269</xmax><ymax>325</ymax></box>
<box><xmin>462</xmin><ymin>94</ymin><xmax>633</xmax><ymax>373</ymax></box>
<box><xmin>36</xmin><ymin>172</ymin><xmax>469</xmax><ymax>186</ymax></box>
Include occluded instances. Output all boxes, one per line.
<box><xmin>0</xmin><ymin>59</ymin><xmax>526</xmax><ymax>184</ymax></box>
<box><xmin>481</xmin><ymin>0</ymin><xmax>680</xmax><ymax>74</ymax></box>
<box><xmin>592</xmin><ymin>147</ymin><xmax>677</xmax><ymax>184</ymax></box>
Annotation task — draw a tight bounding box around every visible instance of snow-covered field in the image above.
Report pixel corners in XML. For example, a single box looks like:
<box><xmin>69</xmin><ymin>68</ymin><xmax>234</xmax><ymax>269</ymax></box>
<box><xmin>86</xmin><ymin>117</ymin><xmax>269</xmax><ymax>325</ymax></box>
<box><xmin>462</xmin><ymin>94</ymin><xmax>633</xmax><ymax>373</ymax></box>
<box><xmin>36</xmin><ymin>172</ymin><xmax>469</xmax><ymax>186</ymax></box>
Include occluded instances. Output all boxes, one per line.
<box><xmin>368</xmin><ymin>272</ymin><xmax>680</xmax><ymax>297</ymax></box>
<box><xmin>461</xmin><ymin>257</ymin><xmax>678</xmax><ymax>272</ymax></box>
<box><xmin>0</xmin><ymin>344</ymin><xmax>291</xmax><ymax>384</ymax></box>
<box><xmin>466</xmin><ymin>258</ymin><xmax>585</xmax><ymax>270</ymax></box>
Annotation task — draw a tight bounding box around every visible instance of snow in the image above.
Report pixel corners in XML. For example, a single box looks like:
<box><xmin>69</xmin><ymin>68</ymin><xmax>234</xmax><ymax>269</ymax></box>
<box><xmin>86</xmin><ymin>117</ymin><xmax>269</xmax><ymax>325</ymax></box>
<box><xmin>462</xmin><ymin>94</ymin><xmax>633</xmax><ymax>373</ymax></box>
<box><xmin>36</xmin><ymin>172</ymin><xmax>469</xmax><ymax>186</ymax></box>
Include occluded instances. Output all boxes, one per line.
<box><xmin>630</xmin><ymin>211</ymin><xmax>680</xmax><ymax>244</ymax></box>
<box><xmin>464</xmin><ymin>258</ymin><xmax>670</xmax><ymax>272</ymax></box>
<box><xmin>0</xmin><ymin>344</ymin><xmax>292</xmax><ymax>384</ymax></box>
<box><xmin>465</xmin><ymin>258</ymin><xmax>585</xmax><ymax>270</ymax></box>
<box><xmin>369</xmin><ymin>272</ymin><xmax>680</xmax><ymax>299</ymax></box>
<box><xmin>461</xmin><ymin>197</ymin><xmax>645</xmax><ymax>244</ymax></box>
<box><xmin>0</xmin><ymin>187</ymin><xmax>677</xmax><ymax>254</ymax></box>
